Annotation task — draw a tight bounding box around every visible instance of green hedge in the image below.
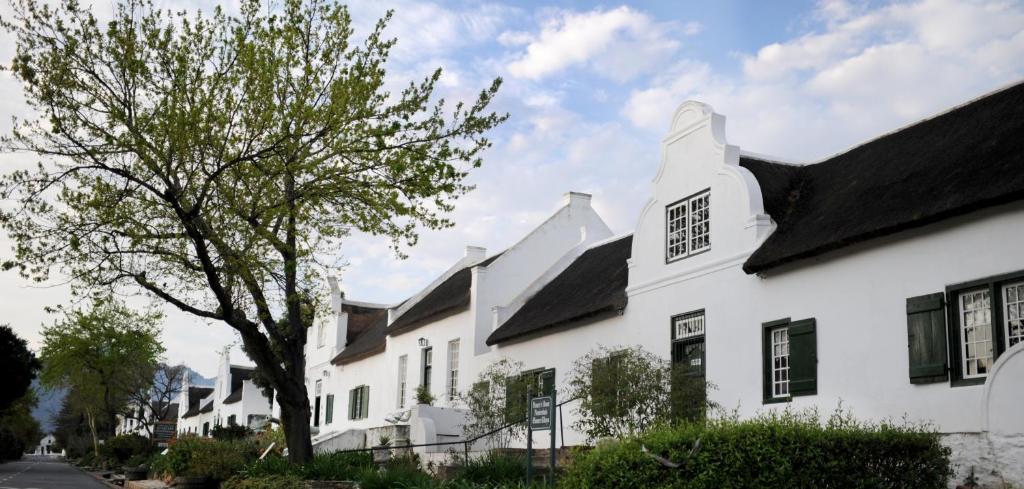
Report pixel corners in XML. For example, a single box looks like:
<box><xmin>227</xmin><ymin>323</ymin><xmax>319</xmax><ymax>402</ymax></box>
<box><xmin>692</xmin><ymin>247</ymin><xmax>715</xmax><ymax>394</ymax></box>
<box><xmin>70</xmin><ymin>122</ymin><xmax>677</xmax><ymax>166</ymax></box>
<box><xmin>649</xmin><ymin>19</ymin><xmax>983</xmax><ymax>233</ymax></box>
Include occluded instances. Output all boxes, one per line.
<box><xmin>561</xmin><ymin>410</ymin><xmax>952</xmax><ymax>489</ymax></box>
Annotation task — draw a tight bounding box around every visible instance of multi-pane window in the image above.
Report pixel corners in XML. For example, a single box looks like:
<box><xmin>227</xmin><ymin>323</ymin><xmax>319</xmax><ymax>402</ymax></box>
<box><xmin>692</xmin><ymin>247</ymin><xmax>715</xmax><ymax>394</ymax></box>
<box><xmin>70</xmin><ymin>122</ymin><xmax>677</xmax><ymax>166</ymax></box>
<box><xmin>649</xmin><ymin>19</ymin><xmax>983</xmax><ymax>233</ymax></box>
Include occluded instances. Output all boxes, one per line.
<box><xmin>422</xmin><ymin>347</ymin><xmax>433</xmax><ymax>392</ymax></box>
<box><xmin>397</xmin><ymin>355</ymin><xmax>408</xmax><ymax>409</ymax></box>
<box><xmin>447</xmin><ymin>340</ymin><xmax>460</xmax><ymax>401</ymax></box>
<box><xmin>770</xmin><ymin>327</ymin><xmax>790</xmax><ymax>398</ymax></box>
<box><xmin>1004</xmin><ymin>282</ymin><xmax>1024</xmax><ymax>348</ymax></box>
<box><xmin>960</xmin><ymin>290</ymin><xmax>994</xmax><ymax>379</ymax></box>
<box><xmin>349</xmin><ymin>385</ymin><xmax>369</xmax><ymax>420</ymax></box>
<box><xmin>671</xmin><ymin>310</ymin><xmax>706</xmax><ymax>378</ymax></box>
<box><xmin>666</xmin><ymin>189</ymin><xmax>711</xmax><ymax>262</ymax></box>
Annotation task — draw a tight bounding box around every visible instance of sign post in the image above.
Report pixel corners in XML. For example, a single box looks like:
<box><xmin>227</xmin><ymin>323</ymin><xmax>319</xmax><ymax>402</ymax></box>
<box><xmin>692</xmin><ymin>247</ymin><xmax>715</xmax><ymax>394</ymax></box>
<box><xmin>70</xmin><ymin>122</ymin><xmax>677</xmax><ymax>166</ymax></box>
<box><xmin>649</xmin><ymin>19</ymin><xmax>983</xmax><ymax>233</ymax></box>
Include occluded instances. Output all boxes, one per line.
<box><xmin>528</xmin><ymin>391</ymin><xmax>556</xmax><ymax>486</ymax></box>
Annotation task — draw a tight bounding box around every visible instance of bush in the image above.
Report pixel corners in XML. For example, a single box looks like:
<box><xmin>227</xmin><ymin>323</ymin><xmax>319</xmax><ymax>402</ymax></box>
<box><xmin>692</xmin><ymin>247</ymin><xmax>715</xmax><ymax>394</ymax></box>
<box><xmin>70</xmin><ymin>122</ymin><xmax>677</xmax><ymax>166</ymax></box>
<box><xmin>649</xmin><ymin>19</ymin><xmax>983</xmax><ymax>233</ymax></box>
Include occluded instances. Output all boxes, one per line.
<box><xmin>221</xmin><ymin>474</ymin><xmax>305</xmax><ymax>489</ymax></box>
<box><xmin>451</xmin><ymin>451</ymin><xmax>526</xmax><ymax>485</ymax></box>
<box><xmin>238</xmin><ymin>450</ymin><xmax>373</xmax><ymax>480</ymax></box>
<box><xmin>0</xmin><ymin>427</ymin><xmax>26</xmax><ymax>461</ymax></box>
<box><xmin>150</xmin><ymin>436</ymin><xmax>258</xmax><ymax>482</ymax></box>
<box><xmin>100</xmin><ymin>434</ymin><xmax>154</xmax><ymax>465</ymax></box>
<box><xmin>211</xmin><ymin>423</ymin><xmax>253</xmax><ymax>440</ymax></box>
<box><xmin>561</xmin><ymin>409</ymin><xmax>953</xmax><ymax>489</ymax></box>
<box><xmin>303</xmin><ymin>451</ymin><xmax>374</xmax><ymax>480</ymax></box>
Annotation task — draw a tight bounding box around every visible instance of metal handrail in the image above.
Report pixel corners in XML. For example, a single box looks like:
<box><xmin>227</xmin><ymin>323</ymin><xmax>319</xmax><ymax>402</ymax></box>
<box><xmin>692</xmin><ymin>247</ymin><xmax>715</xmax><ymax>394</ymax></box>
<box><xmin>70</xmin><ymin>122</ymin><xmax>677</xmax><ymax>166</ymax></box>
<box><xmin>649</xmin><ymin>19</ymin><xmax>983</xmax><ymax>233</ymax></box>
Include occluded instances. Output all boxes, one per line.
<box><xmin>327</xmin><ymin>395</ymin><xmax>580</xmax><ymax>457</ymax></box>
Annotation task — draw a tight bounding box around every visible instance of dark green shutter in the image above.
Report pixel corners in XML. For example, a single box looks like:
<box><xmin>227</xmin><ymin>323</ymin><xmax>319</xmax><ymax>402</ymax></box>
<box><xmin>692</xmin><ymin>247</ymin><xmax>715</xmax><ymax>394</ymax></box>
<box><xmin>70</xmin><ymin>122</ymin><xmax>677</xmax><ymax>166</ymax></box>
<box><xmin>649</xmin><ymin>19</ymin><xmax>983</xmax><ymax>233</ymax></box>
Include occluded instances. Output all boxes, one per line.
<box><xmin>360</xmin><ymin>386</ymin><xmax>369</xmax><ymax>419</ymax></box>
<box><xmin>325</xmin><ymin>395</ymin><xmax>334</xmax><ymax>424</ymax></box>
<box><xmin>348</xmin><ymin>388</ymin><xmax>356</xmax><ymax>420</ymax></box>
<box><xmin>788</xmin><ymin>318</ymin><xmax>817</xmax><ymax>396</ymax></box>
<box><xmin>540</xmin><ymin>368</ymin><xmax>555</xmax><ymax>396</ymax></box>
<box><xmin>907</xmin><ymin>293</ymin><xmax>949</xmax><ymax>384</ymax></box>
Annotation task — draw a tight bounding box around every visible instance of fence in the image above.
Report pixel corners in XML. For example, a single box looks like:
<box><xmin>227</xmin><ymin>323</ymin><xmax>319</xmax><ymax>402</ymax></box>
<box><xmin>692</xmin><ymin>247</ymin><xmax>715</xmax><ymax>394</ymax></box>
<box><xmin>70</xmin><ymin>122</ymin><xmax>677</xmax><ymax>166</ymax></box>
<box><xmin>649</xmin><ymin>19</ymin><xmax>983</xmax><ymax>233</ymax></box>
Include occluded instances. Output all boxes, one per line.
<box><xmin>331</xmin><ymin>395</ymin><xmax>579</xmax><ymax>466</ymax></box>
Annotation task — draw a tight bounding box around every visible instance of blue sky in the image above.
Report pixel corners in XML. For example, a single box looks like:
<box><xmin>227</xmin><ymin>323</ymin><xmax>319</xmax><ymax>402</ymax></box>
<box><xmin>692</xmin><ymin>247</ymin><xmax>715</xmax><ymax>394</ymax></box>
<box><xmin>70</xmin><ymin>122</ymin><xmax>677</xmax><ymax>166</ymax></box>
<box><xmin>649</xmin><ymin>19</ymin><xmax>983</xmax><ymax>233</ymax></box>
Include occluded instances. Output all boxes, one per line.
<box><xmin>2</xmin><ymin>0</ymin><xmax>1023</xmax><ymax>376</ymax></box>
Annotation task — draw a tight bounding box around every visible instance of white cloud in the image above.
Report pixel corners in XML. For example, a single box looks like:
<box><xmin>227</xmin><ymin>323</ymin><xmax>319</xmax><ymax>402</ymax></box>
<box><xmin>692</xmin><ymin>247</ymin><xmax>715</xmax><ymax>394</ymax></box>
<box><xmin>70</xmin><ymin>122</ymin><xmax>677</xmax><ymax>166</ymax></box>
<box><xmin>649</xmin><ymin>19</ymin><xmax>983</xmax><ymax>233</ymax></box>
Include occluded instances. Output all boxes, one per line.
<box><xmin>505</xmin><ymin>6</ymin><xmax>681</xmax><ymax>82</ymax></box>
<box><xmin>626</xmin><ymin>0</ymin><xmax>1024</xmax><ymax>161</ymax></box>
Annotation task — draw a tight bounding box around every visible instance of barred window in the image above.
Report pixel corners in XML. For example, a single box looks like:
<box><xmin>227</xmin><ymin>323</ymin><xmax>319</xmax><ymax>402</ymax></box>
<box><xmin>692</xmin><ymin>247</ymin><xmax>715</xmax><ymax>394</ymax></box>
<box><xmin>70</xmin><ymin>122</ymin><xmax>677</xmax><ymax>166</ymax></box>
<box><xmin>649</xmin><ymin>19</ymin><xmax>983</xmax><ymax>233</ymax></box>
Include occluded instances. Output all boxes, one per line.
<box><xmin>666</xmin><ymin>189</ymin><xmax>710</xmax><ymax>261</ymax></box>
<box><xmin>397</xmin><ymin>355</ymin><xmax>408</xmax><ymax>409</ymax></box>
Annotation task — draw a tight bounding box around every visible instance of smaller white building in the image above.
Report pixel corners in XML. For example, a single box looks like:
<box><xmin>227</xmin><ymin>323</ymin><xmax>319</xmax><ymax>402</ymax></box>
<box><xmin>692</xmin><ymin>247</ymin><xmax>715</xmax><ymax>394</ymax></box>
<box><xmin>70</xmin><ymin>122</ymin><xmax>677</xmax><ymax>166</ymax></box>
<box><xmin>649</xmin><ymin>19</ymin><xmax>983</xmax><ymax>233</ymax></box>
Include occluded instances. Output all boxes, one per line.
<box><xmin>115</xmin><ymin>400</ymin><xmax>178</xmax><ymax>439</ymax></box>
<box><xmin>176</xmin><ymin>350</ymin><xmax>273</xmax><ymax>437</ymax></box>
<box><xmin>36</xmin><ymin>434</ymin><xmax>56</xmax><ymax>455</ymax></box>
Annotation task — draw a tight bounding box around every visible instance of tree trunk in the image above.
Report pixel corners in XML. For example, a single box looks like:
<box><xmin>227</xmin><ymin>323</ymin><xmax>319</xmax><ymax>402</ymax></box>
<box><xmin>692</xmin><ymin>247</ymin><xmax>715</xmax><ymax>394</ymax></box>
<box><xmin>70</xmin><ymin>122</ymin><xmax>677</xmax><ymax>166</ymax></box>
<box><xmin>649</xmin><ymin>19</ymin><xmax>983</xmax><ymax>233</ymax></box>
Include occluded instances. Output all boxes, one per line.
<box><xmin>85</xmin><ymin>409</ymin><xmax>100</xmax><ymax>457</ymax></box>
<box><xmin>277</xmin><ymin>391</ymin><xmax>313</xmax><ymax>463</ymax></box>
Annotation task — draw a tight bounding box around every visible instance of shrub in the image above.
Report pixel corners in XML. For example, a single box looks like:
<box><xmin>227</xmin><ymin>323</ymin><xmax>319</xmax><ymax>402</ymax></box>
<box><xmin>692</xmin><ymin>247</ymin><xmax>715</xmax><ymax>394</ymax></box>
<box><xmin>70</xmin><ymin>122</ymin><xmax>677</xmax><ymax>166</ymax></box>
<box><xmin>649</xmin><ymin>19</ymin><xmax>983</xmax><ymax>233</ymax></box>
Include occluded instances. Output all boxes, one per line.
<box><xmin>451</xmin><ymin>451</ymin><xmax>526</xmax><ymax>485</ymax></box>
<box><xmin>150</xmin><ymin>435</ymin><xmax>258</xmax><ymax>482</ymax></box>
<box><xmin>221</xmin><ymin>474</ymin><xmax>305</xmax><ymax>489</ymax></box>
<box><xmin>568</xmin><ymin>346</ymin><xmax>719</xmax><ymax>442</ymax></box>
<box><xmin>211</xmin><ymin>423</ymin><xmax>253</xmax><ymax>440</ymax></box>
<box><xmin>303</xmin><ymin>451</ymin><xmax>374</xmax><ymax>480</ymax></box>
<box><xmin>100</xmin><ymin>434</ymin><xmax>154</xmax><ymax>465</ymax></box>
<box><xmin>0</xmin><ymin>427</ymin><xmax>26</xmax><ymax>461</ymax></box>
<box><xmin>561</xmin><ymin>408</ymin><xmax>953</xmax><ymax>489</ymax></box>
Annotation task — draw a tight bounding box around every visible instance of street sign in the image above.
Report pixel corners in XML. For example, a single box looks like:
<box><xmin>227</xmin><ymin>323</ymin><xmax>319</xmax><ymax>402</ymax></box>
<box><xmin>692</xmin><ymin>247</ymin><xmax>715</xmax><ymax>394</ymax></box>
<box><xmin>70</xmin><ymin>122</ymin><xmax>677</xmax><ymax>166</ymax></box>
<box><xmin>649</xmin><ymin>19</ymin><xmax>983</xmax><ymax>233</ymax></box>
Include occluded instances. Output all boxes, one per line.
<box><xmin>153</xmin><ymin>421</ymin><xmax>176</xmax><ymax>441</ymax></box>
<box><xmin>529</xmin><ymin>396</ymin><xmax>553</xmax><ymax>431</ymax></box>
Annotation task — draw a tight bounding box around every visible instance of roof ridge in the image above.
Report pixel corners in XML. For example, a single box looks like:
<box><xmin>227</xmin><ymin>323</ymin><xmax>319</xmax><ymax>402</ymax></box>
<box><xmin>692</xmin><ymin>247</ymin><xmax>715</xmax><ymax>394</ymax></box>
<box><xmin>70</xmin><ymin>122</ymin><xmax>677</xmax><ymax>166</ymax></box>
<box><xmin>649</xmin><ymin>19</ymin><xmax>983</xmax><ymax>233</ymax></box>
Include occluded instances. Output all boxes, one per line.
<box><xmin>805</xmin><ymin>79</ymin><xmax>1024</xmax><ymax>166</ymax></box>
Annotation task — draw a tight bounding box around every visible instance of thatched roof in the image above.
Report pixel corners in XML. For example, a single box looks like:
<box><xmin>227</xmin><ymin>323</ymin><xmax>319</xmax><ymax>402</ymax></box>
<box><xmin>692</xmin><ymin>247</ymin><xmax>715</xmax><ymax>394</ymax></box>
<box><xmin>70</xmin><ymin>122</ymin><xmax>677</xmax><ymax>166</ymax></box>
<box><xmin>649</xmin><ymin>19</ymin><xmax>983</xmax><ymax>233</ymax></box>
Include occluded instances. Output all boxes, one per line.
<box><xmin>487</xmin><ymin>235</ymin><xmax>631</xmax><ymax>345</ymax></box>
<box><xmin>743</xmin><ymin>81</ymin><xmax>1024</xmax><ymax>274</ymax></box>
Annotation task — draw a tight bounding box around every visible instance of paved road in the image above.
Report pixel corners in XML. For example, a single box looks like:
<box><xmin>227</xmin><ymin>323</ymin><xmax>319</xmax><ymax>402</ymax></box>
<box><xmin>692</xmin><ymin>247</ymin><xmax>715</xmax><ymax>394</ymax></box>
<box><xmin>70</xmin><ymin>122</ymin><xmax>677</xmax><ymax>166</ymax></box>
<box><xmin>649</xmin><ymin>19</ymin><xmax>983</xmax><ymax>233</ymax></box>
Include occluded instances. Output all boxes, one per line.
<box><xmin>0</xmin><ymin>454</ymin><xmax>109</xmax><ymax>489</ymax></box>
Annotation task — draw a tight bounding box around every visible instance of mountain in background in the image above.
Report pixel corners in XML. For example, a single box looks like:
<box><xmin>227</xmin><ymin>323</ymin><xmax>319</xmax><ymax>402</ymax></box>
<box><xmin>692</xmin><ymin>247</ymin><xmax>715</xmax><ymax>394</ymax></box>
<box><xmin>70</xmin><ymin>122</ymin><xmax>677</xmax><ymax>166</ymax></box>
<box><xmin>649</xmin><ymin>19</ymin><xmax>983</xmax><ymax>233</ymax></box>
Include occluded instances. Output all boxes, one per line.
<box><xmin>30</xmin><ymin>366</ymin><xmax>215</xmax><ymax>434</ymax></box>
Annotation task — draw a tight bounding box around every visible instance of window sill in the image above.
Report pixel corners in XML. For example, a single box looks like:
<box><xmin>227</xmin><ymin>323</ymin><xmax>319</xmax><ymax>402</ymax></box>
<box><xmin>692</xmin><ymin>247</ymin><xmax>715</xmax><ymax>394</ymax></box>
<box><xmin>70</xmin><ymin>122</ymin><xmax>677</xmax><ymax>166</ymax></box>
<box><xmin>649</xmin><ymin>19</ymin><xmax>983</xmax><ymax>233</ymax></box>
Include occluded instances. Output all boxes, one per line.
<box><xmin>951</xmin><ymin>377</ymin><xmax>986</xmax><ymax>387</ymax></box>
<box><xmin>762</xmin><ymin>396</ymin><xmax>791</xmax><ymax>405</ymax></box>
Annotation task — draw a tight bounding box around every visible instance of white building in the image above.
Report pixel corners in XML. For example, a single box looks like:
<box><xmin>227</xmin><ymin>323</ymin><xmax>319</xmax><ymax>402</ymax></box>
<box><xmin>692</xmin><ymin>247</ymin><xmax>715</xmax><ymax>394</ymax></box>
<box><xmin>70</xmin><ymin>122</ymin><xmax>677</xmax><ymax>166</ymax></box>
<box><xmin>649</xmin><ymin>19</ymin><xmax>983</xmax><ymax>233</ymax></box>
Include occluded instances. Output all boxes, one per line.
<box><xmin>114</xmin><ymin>400</ymin><xmax>178</xmax><ymax>438</ymax></box>
<box><xmin>176</xmin><ymin>350</ymin><xmax>273</xmax><ymax>437</ymax></box>
<box><xmin>36</xmin><ymin>434</ymin><xmax>56</xmax><ymax>455</ymax></box>
<box><xmin>307</xmin><ymin>81</ymin><xmax>1024</xmax><ymax>485</ymax></box>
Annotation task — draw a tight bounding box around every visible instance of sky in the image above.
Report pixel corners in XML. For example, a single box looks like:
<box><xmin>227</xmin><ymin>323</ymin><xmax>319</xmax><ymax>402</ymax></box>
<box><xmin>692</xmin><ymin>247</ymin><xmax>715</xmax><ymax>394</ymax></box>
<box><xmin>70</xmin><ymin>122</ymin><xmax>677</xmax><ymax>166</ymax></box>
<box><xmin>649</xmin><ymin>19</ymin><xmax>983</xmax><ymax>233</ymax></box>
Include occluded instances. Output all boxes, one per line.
<box><xmin>2</xmin><ymin>0</ymin><xmax>1023</xmax><ymax>377</ymax></box>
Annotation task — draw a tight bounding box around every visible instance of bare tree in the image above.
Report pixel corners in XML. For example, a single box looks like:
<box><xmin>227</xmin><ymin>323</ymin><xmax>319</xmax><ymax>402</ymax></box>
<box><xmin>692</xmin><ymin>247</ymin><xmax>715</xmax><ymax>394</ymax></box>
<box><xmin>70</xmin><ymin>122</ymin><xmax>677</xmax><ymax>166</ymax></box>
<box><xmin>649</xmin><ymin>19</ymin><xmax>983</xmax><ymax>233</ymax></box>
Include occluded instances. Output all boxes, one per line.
<box><xmin>121</xmin><ymin>363</ymin><xmax>186</xmax><ymax>437</ymax></box>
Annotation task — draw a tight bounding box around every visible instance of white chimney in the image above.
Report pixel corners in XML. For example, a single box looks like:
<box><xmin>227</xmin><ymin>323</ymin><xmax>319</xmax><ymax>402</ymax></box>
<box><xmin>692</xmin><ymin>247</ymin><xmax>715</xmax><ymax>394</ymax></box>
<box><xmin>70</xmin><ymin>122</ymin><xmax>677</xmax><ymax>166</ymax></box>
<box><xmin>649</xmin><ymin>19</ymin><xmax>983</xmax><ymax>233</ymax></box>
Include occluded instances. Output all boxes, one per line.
<box><xmin>563</xmin><ymin>191</ymin><xmax>592</xmax><ymax>208</ymax></box>
<box><xmin>327</xmin><ymin>276</ymin><xmax>343</xmax><ymax>314</ymax></box>
<box><xmin>465</xmin><ymin>245</ymin><xmax>487</xmax><ymax>262</ymax></box>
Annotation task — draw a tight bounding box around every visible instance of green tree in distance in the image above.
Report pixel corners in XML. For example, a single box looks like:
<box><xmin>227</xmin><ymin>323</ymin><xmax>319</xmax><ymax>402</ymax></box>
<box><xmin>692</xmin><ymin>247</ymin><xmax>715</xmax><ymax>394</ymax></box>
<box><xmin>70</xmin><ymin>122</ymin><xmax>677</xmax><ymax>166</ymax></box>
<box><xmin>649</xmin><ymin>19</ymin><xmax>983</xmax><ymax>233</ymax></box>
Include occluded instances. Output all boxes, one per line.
<box><xmin>38</xmin><ymin>296</ymin><xmax>164</xmax><ymax>456</ymax></box>
<box><xmin>1</xmin><ymin>0</ymin><xmax>506</xmax><ymax>461</ymax></box>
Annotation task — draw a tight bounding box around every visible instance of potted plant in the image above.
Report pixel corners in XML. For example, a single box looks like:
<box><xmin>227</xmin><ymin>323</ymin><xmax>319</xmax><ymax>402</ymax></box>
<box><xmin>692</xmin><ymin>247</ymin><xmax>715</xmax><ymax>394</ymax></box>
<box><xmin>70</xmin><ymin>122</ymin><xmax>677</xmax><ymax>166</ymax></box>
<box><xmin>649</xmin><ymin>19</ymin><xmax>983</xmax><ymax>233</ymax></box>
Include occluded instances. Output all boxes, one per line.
<box><xmin>372</xmin><ymin>435</ymin><xmax>392</xmax><ymax>464</ymax></box>
<box><xmin>414</xmin><ymin>385</ymin><xmax>435</xmax><ymax>406</ymax></box>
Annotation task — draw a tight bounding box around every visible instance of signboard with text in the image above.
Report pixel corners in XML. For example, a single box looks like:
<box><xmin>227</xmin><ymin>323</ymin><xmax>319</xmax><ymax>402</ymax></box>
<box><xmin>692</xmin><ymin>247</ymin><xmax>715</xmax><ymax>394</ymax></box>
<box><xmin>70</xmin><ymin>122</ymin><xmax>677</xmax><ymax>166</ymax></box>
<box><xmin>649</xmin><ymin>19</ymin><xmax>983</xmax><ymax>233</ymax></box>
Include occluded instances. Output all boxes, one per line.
<box><xmin>153</xmin><ymin>421</ymin><xmax>177</xmax><ymax>441</ymax></box>
<box><xmin>529</xmin><ymin>396</ymin><xmax>553</xmax><ymax>431</ymax></box>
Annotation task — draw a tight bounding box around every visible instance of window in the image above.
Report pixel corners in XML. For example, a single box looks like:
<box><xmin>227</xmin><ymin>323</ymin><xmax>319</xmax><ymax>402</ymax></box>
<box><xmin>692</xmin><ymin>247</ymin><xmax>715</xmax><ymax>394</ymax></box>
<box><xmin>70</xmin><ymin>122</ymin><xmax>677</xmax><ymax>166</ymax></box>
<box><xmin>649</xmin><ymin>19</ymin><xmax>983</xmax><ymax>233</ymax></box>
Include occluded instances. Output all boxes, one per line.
<box><xmin>314</xmin><ymin>380</ymin><xmax>322</xmax><ymax>427</ymax></box>
<box><xmin>227</xmin><ymin>414</ymin><xmax>236</xmax><ymax>426</ymax></box>
<box><xmin>202</xmin><ymin>422</ymin><xmax>209</xmax><ymax>437</ymax></box>
<box><xmin>671</xmin><ymin>310</ymin><xmax>706</xmax><ymax>378</ymax></box>
<box><xmin>666</xmin><ymin>189</ymin><xmax>711</xmax><ymax>262</ymax></box>
<box><xmin>947</xmin><ymin>271</ymin><xmax>1024</xmax><ymax>385</ymax></box>
<box><xmin>762</xmin><ymin>318</ymin><xmax>816</xmax><ymax>403</ymax></box>
<box><xmin>325</xmin><ymin>394</ymin><xmax>334</xmax><ymax>424</ymax></box>
<box><xmin>1004</xmin><ymin>282</ymin><xmax>1024</xmax><ymax>348</ymax></box>
<box><xmin>770</xmin><ymin>328</ymin><xmax>790</xmax><ymax>398</ymax></box>
<box><xmin>504</xmin><ymin>368</ymin><xmax>554</xmax><ymax>422</ymax></box>
<box><xmin>422</xmin><ymin>347</ymin><xmax>433</xmax><ymax>392</ymax></box>
<box><xmin>397</xmin><ymin>355</ymin><xmax>408</xmax><ymax>409</ymax></box>
<box><xmin>959</xmin><ymin>290</ymin><xmax>993</xmax><ymax>379</ymax></box>
<box><xmin>317</xmin><ymin>323</ymin><xmax>327</xmax><ymax>348</ymax></box>
<box><xmin>349</xmin><ymin>385</ymin><xmax>369</xmax><ymax>420</ymax></box>
<box><xmin>447</xmin><ymin>339</ymin><xmax>460</xmax><ymax>401</ymax></box>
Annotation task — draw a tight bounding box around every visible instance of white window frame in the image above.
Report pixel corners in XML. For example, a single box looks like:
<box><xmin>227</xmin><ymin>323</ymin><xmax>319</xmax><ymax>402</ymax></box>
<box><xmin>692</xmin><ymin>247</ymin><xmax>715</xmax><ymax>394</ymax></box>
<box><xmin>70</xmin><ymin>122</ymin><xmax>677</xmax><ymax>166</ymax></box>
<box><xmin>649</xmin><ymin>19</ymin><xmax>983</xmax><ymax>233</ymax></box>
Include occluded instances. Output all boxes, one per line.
<box><xmin>397</xmin><ymin>355</ymin><xmax>408</xmax><ymax>409</ymax></box>
<box><xmin>666</xmin><ymin>189</ymin><xmax>711</xmax><ymax>262</ymax></box>
<box><xmin>959</xmin><ymin>289</ymin><xmax>994</xmax><ymax>379</ymax></box>
<box><xmin>447</xmin><ymin>339</ymin><xmax>460</xmax><ymax>401</ymax></box>
<box><xmin>1004</xmin><ymin>282</ymin><xmax>1024</xmax><ymax>349</ymax></box>
<box><xmin>770</xmin><ymin>327</ymin><xmax>790</xmax><ymax>398</ymax></box>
